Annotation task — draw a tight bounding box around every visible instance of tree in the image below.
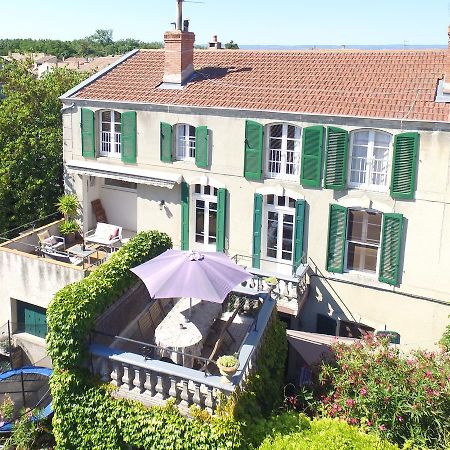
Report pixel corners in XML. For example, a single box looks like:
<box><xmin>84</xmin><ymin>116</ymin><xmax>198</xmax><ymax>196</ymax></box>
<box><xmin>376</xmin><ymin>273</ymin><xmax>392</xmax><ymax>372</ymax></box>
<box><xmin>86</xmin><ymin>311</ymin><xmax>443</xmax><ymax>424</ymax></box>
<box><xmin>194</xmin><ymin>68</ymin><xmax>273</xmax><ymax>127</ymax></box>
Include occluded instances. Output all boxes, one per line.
<box><xmin>225</xmin><ymin>40</ymin><xmax>239</xmax><ymax>49</ymax></box>
<box><xmin>0</xmin><ymin>62</ymin><xmax>87</xmax><ymax>235</ymax></box>
<box><xmin>89</xmin><ymin>29</ymin><xmax>113</xmax><ymax>46</ymax></box>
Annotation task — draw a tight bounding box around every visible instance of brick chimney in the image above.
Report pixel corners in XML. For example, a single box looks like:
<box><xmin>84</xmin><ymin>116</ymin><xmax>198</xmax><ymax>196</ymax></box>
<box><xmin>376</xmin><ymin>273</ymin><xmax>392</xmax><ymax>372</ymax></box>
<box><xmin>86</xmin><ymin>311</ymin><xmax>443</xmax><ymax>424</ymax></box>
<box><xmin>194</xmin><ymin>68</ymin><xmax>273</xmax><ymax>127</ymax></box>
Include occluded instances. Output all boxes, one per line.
<box><xmin>443</xmin><ymin>26</ymin><xmax>450</xmax><ymax>94</ymax></box>
<box><xmin>162</xmin><ymin>29</ymin><xmax>195</xmax><ymax>87</ymax></box>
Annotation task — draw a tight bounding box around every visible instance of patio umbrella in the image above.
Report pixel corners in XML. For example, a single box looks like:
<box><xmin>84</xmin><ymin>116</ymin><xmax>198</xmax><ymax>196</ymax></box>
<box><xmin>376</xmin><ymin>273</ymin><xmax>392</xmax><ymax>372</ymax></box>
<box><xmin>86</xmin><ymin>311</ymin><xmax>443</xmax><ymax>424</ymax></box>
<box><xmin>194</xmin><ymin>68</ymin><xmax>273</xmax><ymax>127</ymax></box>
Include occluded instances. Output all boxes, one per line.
<box><xmin>130</xmin><ymin>249</ymin><xmax>252</xmax><ymax>304</ymax></box>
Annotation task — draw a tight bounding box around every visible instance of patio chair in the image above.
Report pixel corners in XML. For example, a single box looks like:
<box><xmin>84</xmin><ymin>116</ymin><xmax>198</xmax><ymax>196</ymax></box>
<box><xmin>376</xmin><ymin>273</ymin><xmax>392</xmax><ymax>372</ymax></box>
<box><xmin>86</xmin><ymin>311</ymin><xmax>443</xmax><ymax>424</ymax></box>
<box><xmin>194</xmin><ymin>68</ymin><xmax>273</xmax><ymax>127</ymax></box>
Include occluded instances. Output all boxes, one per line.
<box><xmin>84</xmin><ymin>223</ymin><xmax>122</xmax><ymax>248</ymax></box>
<box><xmin>37</xmin><ymin>230</ymin><xmax>65</xmax><ymax>251</ymax></box>
<box><xmin>41</xmin><ymin>249</ymin><xmax>83</xmax><ymax>266</ymax></box>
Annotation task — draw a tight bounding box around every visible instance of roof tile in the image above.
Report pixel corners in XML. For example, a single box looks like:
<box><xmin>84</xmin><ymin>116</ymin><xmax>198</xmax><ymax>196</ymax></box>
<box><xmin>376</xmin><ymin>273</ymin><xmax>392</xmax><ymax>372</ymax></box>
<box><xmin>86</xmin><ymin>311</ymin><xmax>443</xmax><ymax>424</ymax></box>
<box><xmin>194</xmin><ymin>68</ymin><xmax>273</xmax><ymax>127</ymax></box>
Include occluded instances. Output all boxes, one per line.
<box><xmin>72</xmin><ymin>49</ymin><xmax>450</xmax><ymax>122</ymax></box>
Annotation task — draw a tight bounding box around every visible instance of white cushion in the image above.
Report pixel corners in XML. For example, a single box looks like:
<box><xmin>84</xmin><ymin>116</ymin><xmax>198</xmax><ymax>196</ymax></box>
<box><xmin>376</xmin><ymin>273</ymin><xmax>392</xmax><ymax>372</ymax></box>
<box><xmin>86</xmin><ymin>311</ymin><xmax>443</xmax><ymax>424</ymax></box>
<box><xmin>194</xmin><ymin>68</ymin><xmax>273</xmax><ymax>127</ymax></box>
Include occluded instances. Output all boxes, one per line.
<box><xmin>95</xmin><ymin>223</ymin><xmax>111</xmax><ymax>240</ymax></box>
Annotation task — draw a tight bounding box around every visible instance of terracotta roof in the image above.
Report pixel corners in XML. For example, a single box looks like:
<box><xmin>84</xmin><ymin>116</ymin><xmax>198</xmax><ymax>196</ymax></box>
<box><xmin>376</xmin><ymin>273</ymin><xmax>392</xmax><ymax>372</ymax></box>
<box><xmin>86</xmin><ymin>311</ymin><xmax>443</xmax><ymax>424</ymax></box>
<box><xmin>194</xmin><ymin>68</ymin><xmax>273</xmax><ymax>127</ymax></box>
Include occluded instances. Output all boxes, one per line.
<box><xmin>72</xmin><ymin>49</ymin><xmax>450</xmax><ymax>122</ymax></box>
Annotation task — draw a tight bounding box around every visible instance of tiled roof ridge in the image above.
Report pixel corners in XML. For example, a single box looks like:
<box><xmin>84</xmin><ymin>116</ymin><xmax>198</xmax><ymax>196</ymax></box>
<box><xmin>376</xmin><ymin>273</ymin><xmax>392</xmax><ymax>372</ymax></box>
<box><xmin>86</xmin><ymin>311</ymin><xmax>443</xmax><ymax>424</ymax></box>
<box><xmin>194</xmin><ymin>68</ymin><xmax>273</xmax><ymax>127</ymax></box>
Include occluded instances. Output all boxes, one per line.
<box><xmin>138</xmin><ymin>48</ymin><xmax>446</xmax><ymax>55</ymax></box>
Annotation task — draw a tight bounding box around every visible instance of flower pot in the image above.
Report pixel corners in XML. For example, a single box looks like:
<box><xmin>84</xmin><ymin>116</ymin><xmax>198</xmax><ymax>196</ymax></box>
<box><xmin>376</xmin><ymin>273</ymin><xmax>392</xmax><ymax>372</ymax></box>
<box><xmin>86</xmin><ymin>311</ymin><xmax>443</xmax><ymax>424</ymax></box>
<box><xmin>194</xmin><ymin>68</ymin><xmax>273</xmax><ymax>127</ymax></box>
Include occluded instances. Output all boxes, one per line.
<box><xmin>217</xmin><ymin>363</ymin><xmax>239</xmax><ymax>383</ymax></box>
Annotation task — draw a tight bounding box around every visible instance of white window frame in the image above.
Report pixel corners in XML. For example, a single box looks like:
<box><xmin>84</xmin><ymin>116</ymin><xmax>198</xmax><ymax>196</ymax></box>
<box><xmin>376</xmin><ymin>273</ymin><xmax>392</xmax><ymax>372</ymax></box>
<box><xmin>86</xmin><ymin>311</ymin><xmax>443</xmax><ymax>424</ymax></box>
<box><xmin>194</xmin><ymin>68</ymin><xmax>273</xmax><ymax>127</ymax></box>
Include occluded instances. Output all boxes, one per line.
<box><xmin>348</xmin><ymin>129</ymin><xmax>392</xmax><ymax>192</ymax></box>
<box><xmin>175</xmin><ymin>124</ymin><xmax>196</xmax><ymax>161</ymax></box>
<box><xmin>263</xmin><ymin>194</ymin><xmax>296</xmax><ymax>264</ymax></box>
<box><xmin>192</xmin><ymin>184</ymin><xmax>218</xmax><ymax>250</ymax></box>
<box><xmin>100</xmin><ymin>110</ymin><xmax>121</xmax><ymax>158</ymax></box>
<box><xmin>264</xmin><ymin>123</ymin><xmax>302</xmax><ymax>181</ymax></box>
<box><xmin>344</xmin><ymin>208</ymin><xmax>382</xmax><ymax>277</ymax></box>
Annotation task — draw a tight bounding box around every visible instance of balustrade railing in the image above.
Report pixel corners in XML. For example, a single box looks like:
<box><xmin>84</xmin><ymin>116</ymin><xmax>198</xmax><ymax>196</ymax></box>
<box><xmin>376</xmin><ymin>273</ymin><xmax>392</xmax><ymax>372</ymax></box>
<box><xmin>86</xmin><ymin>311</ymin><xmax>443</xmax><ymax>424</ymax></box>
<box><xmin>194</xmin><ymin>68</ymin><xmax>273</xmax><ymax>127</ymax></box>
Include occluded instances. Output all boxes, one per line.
<box><xmin>89</xmin><ymin>294</ymin><xmax>276</xmax><ymax>414</ymax></box>
<box><xmin>231</xmin><ymin>254</ymin><xmax>309</xmax><ymax>314</ymax></box>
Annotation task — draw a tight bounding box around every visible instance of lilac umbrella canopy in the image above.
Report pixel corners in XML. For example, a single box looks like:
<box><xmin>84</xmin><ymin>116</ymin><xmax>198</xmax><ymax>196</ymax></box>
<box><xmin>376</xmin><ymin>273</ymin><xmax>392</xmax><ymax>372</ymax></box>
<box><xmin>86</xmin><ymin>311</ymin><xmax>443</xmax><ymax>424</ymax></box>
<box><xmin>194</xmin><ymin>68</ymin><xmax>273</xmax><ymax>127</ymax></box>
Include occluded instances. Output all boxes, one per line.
<box><xmin>131</xmin><ymin>249</ymin><xmax>252</xmax><ymax>304</ymax></box>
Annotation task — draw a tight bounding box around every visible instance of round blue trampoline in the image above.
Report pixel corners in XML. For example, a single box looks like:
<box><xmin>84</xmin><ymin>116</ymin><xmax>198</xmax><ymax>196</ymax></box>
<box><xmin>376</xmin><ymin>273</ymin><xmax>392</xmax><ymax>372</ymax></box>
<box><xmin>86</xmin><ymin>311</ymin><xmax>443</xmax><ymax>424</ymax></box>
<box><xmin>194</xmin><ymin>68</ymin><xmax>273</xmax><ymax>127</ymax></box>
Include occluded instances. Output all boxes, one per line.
<box><xmin>0</xmin><ymin>366</ymin><xmax>52</xmax><ymax>433</ymax></box>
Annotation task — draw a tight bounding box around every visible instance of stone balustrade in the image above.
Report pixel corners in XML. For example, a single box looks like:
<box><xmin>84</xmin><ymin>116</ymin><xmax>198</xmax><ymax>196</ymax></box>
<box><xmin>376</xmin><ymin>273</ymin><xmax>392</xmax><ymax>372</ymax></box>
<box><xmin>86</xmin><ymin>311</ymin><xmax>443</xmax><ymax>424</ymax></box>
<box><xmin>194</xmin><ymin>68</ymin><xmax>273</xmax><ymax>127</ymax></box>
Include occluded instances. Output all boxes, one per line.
<box><xmin>89</xmin><ymin>294</ymin><xmax>275</xmax><ymax>415</ymax></box>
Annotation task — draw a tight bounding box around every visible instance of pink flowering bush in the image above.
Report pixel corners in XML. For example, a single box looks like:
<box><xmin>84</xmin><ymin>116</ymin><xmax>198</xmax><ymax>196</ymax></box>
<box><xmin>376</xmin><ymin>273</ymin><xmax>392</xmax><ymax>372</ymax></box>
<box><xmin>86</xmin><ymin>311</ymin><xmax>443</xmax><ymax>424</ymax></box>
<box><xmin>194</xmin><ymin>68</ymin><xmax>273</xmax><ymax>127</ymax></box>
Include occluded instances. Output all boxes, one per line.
<box><xmin>316</xmin><ymin>335</ymin><xmax>450</xmax><ymax>449</ymax></box>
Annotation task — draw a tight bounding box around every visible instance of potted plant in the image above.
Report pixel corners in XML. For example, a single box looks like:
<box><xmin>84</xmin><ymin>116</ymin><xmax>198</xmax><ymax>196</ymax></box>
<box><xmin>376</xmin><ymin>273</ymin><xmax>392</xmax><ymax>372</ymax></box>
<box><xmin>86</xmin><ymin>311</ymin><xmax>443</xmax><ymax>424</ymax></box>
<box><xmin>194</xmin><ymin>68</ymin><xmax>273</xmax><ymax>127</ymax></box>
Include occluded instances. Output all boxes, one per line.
<box><xmin>56</xmin><ymin>194</ymin><xmax>79</xmax><ymax>220</ymax></box>
<box><xmin>56</xmin><ymin>194</ymin><xmax>80</xmax><ymax>244</ymax></box>
<box><xmin>216</xmin><ymin>355</ymin><xmax>239</xmax><ymax>382</ymax></box>
<box><xmin>59</xmin><ymin>219</ymin><xmax>80</xmax><ymax>244</ymax></box>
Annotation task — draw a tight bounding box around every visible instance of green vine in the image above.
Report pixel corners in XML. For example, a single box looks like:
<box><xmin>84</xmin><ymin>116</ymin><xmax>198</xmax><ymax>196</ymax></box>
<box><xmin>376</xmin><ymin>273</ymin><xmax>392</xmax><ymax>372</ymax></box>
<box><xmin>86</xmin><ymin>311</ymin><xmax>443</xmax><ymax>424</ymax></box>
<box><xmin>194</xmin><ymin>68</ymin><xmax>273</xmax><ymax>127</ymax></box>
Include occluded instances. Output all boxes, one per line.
<box><xmin>46</xmin><ymin>231</ymin><xmax>244</xmax><ymax>449</ymax></box>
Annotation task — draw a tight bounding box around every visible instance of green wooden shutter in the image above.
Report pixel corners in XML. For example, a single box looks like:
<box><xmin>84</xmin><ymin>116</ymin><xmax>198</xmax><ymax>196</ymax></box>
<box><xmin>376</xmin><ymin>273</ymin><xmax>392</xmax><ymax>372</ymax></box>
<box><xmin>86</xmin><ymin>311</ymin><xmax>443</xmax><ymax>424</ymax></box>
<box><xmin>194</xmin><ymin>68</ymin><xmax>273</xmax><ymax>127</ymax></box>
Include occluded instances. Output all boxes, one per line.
<box><xmin>195</xmin><ymin>126</ymin><xmax>209</xmax><ymax>168</ymax></box>
<box><xmin>244</xmin><ymin>120</ymin><xmax>264</xmax><ymax>180</ymax></box>
<box><xmin>121</xmin><ymin>111</ymin><xmax>137</xmax><ymax>163</ymax></box>
<box><xmin>301</xmin><ymin>126</ymin><xmax>324</xmax><ymax>187</ymax></box>
<box><xmin>293</xmin><ymin>199</ymin><xmax>306</xmax><ymax>272</ymax></box>
<box><xmin>216</xmin><ymin>188</ymin><xmax>227</xmax><ymax>252</ymax></box>
<box><xmin>181</xmin><ymin>182</ymin><xmax>189</xmax><ymax>250</ymax></box>
<box><xmin>81</xmin><ymin>108</ymin><xmax>95</xmax><ymax>158</ymax></box>
<box><xmin>252</xmin><ymin>193</ymin><xmax>263</xmax><ymax>268</ymax></box>
<box><xmin>379</xmin><ymin>213</ymin><xmax>403</xmax><ymax>285</ymax></box>
<box><xmin>325</xmin><ymin>127</ymin><xmax>349</xmax><ymax>190</ymax></box>
<box><xmin>390</xmin><ymin>132</ymin><xmax>419</xmax><ymax>200</ymax></box>
<box><xmin>160</xmin><ymin>122</ymin><xmax>173</xmax><ymax>162</ymax></box>
<box><xmin>326</xmin><ymin>204</ymin><xmax>348</xmax><ymax>273</ymax></box>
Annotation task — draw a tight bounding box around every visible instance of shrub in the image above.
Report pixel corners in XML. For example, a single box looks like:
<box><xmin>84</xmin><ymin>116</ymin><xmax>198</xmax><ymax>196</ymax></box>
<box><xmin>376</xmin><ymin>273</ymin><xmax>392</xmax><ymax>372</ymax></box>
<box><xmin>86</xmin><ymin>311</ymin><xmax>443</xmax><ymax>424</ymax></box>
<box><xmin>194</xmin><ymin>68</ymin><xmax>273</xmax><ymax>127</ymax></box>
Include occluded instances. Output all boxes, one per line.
<box><xmin>258</xmin><ymin>417</ymin><xmax>399</xmax><ymax>450</ymax></box>
<box><xmin>440</xmin><ymin>316</ymin><xmax>450</xmax><ymax>351</ymax></box>
<box><xmin>316</xmin><ymin>335</ymin><xmax>450</xmax><ymax>449</ymax></box>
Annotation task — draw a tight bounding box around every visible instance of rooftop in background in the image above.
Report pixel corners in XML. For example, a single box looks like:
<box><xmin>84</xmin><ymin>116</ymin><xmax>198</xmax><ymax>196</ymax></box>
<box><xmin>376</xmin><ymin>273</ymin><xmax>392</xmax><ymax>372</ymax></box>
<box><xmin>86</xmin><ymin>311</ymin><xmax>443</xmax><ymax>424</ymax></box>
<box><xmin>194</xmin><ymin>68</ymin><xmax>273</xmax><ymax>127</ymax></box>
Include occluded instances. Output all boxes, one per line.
<box><xmin>68</xmin><ymin>48</ymin><xmax>450</xmax><ymax>122</ymax></box>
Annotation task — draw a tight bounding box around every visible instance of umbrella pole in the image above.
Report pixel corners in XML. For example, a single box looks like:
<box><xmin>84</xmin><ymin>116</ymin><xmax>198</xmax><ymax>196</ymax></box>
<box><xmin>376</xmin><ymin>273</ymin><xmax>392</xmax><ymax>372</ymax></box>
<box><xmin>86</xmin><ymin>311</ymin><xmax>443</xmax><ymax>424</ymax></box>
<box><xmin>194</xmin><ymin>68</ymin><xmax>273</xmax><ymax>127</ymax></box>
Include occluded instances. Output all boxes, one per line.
<box><xmin>189</xmin><ymin>297</ymin><xmax>192</xmax><ymax>321</ymax></box>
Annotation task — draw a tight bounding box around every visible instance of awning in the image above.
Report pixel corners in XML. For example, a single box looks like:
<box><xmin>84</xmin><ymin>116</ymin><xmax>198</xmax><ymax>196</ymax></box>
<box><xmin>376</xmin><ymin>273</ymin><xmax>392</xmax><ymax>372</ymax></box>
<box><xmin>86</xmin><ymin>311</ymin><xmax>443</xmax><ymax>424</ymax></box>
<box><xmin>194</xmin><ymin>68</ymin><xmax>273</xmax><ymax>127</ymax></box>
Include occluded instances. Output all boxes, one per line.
<box><xmin>66</xmin><ymin>160</ymin><xmax>182</xmax><ymax>189</ymax></box>
<box><xmin>287</xmin><ymin>330</ymin><xmax>358</xmax><ymax>366</ymax></box>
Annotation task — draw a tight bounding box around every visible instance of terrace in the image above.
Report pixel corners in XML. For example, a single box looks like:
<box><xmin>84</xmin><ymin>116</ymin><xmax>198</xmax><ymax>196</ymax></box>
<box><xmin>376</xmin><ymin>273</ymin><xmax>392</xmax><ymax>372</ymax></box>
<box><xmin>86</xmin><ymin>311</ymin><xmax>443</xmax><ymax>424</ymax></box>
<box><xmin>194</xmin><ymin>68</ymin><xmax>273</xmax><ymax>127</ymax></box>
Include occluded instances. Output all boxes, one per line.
<box><xmin>89</xmin><ymin>281</ymin><xmax>277</xmax><ymax>415</ymax></box>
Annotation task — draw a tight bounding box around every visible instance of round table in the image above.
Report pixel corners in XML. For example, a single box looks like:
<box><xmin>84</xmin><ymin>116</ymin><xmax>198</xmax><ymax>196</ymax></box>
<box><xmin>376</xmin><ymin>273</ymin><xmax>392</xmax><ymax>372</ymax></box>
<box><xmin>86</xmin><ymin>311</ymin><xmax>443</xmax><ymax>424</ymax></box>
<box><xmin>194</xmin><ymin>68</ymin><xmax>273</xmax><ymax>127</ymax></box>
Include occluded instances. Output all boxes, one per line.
<box><xmin>154</xmin><ymin>297</ymin><xmax>222</xmax><ymax>368</ymax></box>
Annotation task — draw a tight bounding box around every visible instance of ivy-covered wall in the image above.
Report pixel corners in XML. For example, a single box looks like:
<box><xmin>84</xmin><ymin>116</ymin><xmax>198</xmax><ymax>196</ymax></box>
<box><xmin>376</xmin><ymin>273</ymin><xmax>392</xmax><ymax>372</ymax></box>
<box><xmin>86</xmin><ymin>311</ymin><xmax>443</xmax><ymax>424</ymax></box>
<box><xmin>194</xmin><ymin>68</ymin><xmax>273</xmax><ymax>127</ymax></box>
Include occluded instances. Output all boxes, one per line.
<box><xmin>46</xmin><ymin>231</ymin><xmax>288</xmax><ymax>449</ymax></box>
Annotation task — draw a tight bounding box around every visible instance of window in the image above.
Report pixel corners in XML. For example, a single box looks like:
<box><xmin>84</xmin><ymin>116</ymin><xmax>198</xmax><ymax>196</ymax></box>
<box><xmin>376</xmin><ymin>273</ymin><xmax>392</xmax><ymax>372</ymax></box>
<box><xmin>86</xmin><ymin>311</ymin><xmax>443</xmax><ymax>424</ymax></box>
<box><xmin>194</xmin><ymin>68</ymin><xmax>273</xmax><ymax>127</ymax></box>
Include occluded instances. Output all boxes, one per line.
<box><xmin>265</xmin><ymin>124</ymin><xmax>301</xmax><ymax>180</ymax></box>
<box><xmin>175</xmin><ymin>124</ymin><xmax>196</xmax><ymax>161</ymax></box>
<box><xmin>264</xmin><ymin>194</ymin><xmax>296</xmax><ymax>262</ymax></box>
<box><xmin>193</xmin><ymin>184</ymin><xmax>218</xmax><ymax>247</ymax></box>
<box><xmin>100</xmin><ymin>110</ymin><xmax>121</xmax><ymax>158</ymax></box>
<box><xmin>104</xmin><ymin>178</ymin><xmax>137</xmax><ymax>190</ymax></box>
<box><xmin>345</xmin><ymin>209</ymin><xmax>382</xmax><ymax>274</ymax></box>
<box><xmin>348</xmin><ymin>130</ymin><xmax>391</xmax><ymax>191</ymax></box>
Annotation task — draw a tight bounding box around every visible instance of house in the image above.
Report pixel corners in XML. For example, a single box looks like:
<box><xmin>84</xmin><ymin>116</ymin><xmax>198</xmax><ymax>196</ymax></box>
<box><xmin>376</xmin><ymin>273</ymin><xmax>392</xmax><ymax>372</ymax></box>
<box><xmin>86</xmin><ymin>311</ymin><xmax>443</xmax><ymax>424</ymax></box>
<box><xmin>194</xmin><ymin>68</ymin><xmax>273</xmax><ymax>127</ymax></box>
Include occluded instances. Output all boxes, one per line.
<box><xmin>56</xmin><ymin>21</ymin><xmax>450</xmax><ymax>351</ymax></box>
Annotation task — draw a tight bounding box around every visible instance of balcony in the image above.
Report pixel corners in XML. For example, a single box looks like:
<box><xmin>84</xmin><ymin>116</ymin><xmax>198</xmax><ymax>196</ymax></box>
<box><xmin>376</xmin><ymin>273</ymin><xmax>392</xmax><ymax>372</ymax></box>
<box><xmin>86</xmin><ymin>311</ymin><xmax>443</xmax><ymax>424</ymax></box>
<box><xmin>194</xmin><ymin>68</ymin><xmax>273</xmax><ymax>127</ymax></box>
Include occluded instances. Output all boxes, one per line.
<box><xmin>88</xmin><ymin>281</ymin><xmax>277</xmax><ymax>415</ymax></box>
<box><xmin>232</xmin><ymin>254</ymin><xmax>309</xmax><ymax>317</ymax></box>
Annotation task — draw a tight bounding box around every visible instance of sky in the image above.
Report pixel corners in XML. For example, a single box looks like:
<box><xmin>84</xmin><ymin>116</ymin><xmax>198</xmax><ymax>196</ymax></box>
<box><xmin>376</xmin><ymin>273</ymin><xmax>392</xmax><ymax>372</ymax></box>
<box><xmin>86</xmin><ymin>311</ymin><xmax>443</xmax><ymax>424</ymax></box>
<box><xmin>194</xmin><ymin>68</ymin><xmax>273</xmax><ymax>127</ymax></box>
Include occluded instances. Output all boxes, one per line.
<box><xmin>0</xmin><ymin>0</ymin><xmax>449</xmax><ymax>46</ymax></box>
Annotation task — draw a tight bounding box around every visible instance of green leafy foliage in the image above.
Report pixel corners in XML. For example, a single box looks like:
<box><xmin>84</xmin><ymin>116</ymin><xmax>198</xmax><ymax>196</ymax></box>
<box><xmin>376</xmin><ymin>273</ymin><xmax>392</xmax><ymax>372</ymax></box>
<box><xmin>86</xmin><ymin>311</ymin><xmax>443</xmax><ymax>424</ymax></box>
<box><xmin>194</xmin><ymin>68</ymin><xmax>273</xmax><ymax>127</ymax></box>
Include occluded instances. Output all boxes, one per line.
<box><xmin>56</xmin><ymin>193</ymin><xmax>79</xmax><ymax>219</ymax></box>
<box><xmin>0</xmin><ymin>62</ymin><xmax>87</xmax><ymax>235</ymax></box>
<box><xmin>0</xmin><ymin>30</ymin><xmax>163</xmax><ymax>59</ymax></box>
<box><xmin>439</xmin><ymin>315</ymin><xmax>450</xmax><ymax>351</ymax></box>
<box><xmin>50</xmin><ymin>371</ymin><xmax>242</xmax><ymax>450</ymax></box>
<box><xmin>47</xmin><ymin>232</ymin><xmax>242</xmax><ymax>449</ymax></box>
<box><xmin>47</xmin><ymin>231</ymin><xmax>172</xmax><ymax>369</ymax></box>
<box><xmin>258</xmin><ymin>417</ymin><xmax>399</xmax><ymax>450</ymax></box>
<box><xmin>315</xmin><ymin>335</ymin><xmax>450</xmax><ymax>449</ymax></box>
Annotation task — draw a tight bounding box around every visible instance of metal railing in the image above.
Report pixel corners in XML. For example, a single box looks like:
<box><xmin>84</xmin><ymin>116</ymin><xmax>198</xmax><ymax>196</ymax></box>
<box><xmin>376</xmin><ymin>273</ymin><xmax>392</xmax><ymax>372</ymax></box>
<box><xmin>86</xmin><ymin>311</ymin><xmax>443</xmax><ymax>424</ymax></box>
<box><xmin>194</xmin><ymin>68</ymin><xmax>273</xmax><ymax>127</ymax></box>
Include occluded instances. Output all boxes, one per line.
<box><xmin>90</xmin><ymin>330</ymin><xmax>219</xmax><ymax>375</ymax></box>
<box><xmin>0</xmin><ymin>212</ymin><xmax>61</xmax><ymax>242</ymax></box>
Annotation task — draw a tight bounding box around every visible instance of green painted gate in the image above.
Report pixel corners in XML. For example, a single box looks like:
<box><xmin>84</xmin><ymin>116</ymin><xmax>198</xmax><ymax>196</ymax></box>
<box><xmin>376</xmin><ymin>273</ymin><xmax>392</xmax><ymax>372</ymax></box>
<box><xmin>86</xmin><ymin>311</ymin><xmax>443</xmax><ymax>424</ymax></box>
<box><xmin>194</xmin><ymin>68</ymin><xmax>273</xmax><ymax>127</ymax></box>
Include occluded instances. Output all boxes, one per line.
<box><xmin>17</xmin><ymin>301</ymin><xmax>47</xmax><ymax>338</ymax></box>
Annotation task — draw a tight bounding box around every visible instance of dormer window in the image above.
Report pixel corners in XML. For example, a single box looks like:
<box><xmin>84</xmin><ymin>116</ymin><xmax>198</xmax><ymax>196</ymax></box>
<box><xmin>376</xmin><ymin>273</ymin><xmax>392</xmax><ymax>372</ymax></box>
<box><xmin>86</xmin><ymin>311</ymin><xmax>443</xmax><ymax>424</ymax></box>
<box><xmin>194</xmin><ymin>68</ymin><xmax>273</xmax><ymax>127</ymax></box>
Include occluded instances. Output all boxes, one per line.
<box><xmin>348</xmin><ymin>130</ymin><xmax>391</xmax><ymax>191</ymax></box>
<box><xmin>100</xmin><ymin>110</ymin><xmax>121</xmax><ymax>158</ymax></box>
<box><xmin>175</xmin><ymin>124</ymin><xmax>196</xmax><ymax>161</ymax></box>
<box><xmin>265</xmin><ymin>124</ymin><xmax>301</xmax><ymax>180</ymax></box>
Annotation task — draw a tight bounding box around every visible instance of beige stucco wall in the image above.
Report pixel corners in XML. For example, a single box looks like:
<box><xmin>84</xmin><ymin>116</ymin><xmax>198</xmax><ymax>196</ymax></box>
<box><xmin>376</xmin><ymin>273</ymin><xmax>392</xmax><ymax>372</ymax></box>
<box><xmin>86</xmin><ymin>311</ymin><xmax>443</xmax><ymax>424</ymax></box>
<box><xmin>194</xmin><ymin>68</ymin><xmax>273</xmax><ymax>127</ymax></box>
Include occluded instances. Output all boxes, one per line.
<box><xmin>63</xmin><ymin>105</ymin><xmax>450</xmax><ymax>349</ymax></box>
<box><xmin>0</xmin><ymin>248</ymin><xmax>85</xmax><ymax>326</ymax></box>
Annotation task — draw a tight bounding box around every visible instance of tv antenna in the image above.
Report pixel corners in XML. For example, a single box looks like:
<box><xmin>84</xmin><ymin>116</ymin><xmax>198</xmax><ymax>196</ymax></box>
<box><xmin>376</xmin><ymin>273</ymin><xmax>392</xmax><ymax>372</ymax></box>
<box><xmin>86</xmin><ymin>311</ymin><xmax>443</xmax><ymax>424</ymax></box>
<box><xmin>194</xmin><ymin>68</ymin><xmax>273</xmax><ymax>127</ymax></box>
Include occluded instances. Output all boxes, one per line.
<box><xmin>175</xmin><ymin>0</ymin><xmax>204</xmax><ymax>30</ymax></box>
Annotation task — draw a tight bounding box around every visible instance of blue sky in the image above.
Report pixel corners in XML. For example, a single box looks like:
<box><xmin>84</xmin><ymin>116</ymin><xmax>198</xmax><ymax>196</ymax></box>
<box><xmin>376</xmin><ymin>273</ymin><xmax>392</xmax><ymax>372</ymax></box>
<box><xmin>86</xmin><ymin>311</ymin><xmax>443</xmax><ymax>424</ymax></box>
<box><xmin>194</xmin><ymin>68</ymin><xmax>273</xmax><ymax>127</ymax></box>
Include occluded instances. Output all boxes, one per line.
<box><xmin>1</xmin><ymin>0</ymin><xmax>449</xmax><ymax>45</ymax></box>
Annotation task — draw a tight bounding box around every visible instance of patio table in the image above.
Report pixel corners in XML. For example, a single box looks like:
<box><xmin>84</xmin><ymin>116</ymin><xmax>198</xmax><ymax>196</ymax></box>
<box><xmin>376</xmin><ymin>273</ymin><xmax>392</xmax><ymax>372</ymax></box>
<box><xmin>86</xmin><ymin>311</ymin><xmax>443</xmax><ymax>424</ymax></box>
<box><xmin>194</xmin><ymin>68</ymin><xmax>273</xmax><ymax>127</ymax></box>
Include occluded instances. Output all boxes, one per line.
<box><xmin>154</xmin><ymin>297</ymin><xmax>222</xmax><ymax>368</ymax></box>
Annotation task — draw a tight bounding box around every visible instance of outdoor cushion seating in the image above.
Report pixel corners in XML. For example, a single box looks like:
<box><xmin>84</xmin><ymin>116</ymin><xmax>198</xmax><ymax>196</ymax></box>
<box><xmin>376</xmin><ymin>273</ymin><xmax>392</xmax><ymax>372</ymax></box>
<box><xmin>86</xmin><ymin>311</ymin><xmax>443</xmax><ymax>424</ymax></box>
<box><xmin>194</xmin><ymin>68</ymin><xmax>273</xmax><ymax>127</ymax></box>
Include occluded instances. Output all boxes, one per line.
<box><xmin>41</xmin><ymin>249</ymin><xmax>83</xmax><ymax>266</ymax></box>
<box><xmin>84</xmin><ymin>223</ymin><xmax>122</xmax><ymax>247</ymax></box>
<box><xmin>37</xmin><ymin>230</ymin><xmax>65</xmax><ymax>251</ymax></box>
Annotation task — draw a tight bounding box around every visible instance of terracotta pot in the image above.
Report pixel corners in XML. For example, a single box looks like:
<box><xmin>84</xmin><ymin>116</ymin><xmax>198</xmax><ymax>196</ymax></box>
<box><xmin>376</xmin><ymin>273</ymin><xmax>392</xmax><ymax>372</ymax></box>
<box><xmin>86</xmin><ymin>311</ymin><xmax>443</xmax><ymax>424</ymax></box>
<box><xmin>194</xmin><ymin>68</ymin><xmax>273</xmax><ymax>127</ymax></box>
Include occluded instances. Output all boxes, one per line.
<box><xmin>218</xmin><ymin>363</ymin><xmax>239</xmax><ymax>381</ymax></box>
